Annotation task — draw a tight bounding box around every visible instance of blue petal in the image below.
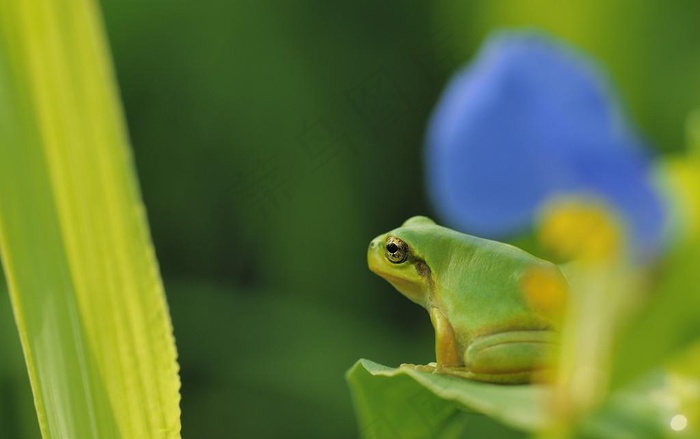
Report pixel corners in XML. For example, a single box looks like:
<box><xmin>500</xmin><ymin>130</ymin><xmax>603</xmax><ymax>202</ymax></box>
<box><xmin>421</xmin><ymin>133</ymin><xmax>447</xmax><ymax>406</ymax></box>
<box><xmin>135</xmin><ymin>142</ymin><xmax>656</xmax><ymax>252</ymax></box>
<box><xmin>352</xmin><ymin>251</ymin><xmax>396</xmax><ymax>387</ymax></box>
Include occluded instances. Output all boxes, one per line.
<box><xmin>425</xmin><ymin>31</ymin><xmax>666</xmax><ymax>258</ymax></box>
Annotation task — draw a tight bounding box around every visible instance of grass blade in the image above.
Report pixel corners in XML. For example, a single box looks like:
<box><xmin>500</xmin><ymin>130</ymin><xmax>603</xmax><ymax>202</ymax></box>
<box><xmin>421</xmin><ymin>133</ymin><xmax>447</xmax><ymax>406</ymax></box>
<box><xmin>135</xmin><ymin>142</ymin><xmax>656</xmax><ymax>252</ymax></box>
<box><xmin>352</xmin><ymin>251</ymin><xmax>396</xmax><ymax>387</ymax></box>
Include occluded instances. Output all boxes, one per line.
<box><xmin>0</xmin><ymin>0</ymin><xmax>181</xmax><ymax>437</ymax></box>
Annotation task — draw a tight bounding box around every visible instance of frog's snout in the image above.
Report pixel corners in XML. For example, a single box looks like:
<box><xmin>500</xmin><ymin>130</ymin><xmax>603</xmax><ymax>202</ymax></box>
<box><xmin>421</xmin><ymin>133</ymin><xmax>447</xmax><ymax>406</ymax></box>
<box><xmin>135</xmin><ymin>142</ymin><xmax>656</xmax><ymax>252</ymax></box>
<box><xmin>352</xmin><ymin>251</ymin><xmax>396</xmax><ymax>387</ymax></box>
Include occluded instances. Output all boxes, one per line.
<box><xmin>367</xmin><ymin>236</ymin><xmax>386</xmax><ymax>274</ymax></box>
<box><xmin>367</xmin><ymin>236</ymin><xmax>383</xmax><ymax>273</ymax></box>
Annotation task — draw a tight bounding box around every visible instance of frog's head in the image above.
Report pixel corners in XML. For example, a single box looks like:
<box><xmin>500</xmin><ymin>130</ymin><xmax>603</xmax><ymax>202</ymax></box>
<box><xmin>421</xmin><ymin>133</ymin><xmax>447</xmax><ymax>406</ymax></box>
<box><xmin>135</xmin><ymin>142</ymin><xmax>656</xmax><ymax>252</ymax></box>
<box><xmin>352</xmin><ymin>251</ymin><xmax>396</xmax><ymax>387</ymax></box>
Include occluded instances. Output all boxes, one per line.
<box><xmin>368</xmin><ymin>216</ymin><xmax>440</xmax><ymax>308</ymax></box>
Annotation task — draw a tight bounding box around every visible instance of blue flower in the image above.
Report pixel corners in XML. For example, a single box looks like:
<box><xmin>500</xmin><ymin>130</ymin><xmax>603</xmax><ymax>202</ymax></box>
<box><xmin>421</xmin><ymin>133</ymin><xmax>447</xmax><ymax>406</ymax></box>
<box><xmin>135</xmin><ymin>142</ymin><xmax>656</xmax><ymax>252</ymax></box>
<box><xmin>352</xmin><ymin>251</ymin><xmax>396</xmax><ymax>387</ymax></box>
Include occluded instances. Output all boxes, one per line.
<box><xmin>425</xmin><ymin>31</ymin><xmax>666</xmax><ymax>259</ymax></box>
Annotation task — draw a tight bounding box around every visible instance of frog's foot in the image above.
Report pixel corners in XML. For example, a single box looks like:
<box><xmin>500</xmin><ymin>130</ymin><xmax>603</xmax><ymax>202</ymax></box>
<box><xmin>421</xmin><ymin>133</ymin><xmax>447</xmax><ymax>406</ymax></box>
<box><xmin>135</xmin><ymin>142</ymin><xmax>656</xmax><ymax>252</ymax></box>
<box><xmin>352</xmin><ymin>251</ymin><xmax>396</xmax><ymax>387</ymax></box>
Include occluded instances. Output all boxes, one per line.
<box><xmin>400</xmin><ymin>362</ymin><xmax>437</xmax><ymax>373</ymax></box>
<box><xmin>436</xmin><ymin>366</ymin><xmax>532</xmax><ymax>384</ymax></box>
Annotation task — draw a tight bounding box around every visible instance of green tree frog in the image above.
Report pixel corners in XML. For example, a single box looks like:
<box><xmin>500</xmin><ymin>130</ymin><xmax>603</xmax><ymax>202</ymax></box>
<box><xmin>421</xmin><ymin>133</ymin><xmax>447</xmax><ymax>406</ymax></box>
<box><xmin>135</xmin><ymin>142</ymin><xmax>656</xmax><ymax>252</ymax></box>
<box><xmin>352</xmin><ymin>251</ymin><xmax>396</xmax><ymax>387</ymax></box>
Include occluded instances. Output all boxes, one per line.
<box><xmin>368</xmin><ymin>216</ymin><xmax>568</xmax><ymax>384</ymax></box>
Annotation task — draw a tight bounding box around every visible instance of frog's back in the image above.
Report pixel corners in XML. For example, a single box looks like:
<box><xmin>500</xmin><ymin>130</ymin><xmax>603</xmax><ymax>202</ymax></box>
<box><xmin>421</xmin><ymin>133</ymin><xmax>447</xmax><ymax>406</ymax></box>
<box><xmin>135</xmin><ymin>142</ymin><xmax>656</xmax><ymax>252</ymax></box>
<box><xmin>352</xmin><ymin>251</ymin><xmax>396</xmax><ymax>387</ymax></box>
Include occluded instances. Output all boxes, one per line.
<box><xmin>435</xmin><ymin>233</ymin><xmax>560</xmax><ymax>341</ymax></box>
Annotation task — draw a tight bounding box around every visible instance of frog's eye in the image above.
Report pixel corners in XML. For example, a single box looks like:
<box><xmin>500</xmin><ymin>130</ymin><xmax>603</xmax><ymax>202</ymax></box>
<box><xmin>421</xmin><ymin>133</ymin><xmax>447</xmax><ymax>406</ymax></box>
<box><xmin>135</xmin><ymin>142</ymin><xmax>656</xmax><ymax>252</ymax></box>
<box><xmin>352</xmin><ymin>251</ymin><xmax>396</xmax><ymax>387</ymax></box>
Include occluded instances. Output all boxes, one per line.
<box><xmin>385</xmin><ymin>237</ymin><xmax>408</xmax><ymax>263</ymax></box>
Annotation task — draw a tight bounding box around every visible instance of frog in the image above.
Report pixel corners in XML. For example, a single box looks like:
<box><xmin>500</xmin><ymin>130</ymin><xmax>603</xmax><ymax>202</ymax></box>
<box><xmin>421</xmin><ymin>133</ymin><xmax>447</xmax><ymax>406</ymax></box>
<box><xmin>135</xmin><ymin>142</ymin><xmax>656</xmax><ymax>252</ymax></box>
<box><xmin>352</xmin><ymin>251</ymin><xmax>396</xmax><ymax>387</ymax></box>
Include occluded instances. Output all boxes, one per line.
<box><xmin>367</xmin><ymin>216</ymin><xmax>568</xmax><ymax>384</ymax></box>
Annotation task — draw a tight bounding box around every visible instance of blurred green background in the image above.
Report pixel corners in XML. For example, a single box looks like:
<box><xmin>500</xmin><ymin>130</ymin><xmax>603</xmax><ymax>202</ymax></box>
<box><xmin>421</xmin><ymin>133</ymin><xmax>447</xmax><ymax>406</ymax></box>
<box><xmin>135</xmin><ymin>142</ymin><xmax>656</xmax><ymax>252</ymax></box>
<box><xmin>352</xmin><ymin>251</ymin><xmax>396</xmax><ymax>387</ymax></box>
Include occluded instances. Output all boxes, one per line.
<box><xmin>1</xmin><ymin>1</ymin><xmax>699</xmax><ymax>437</ymax></box>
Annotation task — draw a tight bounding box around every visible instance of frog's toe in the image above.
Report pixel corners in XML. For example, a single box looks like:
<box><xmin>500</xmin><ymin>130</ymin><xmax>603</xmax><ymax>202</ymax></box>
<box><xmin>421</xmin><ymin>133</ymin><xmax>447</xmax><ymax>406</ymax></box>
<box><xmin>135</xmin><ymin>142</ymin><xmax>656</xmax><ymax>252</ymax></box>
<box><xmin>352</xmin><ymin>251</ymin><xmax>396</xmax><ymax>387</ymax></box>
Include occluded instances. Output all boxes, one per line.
<box><xmin>400</xmin><ymin>363</ymin><xmax>437</xmax><ymax>373</ymax></box>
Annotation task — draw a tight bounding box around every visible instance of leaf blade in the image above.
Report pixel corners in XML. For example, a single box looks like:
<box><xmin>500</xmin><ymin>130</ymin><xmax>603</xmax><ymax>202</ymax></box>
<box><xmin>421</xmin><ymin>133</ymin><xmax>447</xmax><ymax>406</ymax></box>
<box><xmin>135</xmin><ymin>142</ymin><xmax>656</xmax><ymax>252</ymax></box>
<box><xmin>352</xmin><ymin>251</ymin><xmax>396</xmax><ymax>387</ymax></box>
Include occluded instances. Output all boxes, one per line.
<box><xmin>347</xmin><ymin>359</ymin><xmax>550</xmax><ymax>438</ymax></box>
<box><xmin>0</xmin><ymin>0</ymin><xmax>181</xmax><ymax>437</ymax></box>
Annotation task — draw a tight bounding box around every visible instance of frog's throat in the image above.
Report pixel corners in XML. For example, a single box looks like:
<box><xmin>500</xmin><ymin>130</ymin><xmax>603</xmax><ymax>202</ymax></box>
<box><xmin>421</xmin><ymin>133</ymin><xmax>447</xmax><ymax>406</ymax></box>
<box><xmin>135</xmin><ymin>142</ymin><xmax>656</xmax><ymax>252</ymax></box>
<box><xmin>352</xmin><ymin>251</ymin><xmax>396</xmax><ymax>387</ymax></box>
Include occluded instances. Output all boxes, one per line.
<box><xmin>381</xmin><ymin>274</ymin><xmax>428</xmax><ymax>307</ymax></box>
<box><xmin>398</xmin><ymin>259</ymin><xmax>437</xmax><ymax>309</ymax></box>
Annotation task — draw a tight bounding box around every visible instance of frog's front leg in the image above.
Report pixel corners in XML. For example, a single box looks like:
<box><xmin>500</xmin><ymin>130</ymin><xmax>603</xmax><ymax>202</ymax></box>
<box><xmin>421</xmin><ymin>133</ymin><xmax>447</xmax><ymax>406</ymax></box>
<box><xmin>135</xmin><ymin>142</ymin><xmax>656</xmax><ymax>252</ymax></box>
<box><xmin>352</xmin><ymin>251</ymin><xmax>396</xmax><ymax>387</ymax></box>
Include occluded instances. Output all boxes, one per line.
<box><xmin>401</xmin><ymin>307</ymin><xmax>458</xmax><ymax>374</ymax></box>
<box><xmin>440</xmin><ymin>330</ymin><xmax>557</xmax><ymax>384</ymax></box>
<box><xmin>429</xmin><ymin>307</ymin><xmax>460</xmax><ymax>367</ymax></box>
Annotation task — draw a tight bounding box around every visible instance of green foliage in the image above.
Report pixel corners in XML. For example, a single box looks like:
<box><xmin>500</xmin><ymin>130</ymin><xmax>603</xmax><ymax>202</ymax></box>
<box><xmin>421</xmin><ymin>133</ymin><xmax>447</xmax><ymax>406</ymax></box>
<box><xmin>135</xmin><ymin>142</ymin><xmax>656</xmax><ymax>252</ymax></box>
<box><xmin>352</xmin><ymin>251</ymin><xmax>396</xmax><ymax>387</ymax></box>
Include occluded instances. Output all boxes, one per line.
<box><xmin>348</xmin><ymin>361</ymin><xmax>699</xmax><ymax>438</ymax></box>
<box><xmin>0</xmin><ymin>286</ymin><xmax>40</xmax><ymax>439</ymax></box>
<box><xmin>347</xmin><ymin>359</ymin><xmax>547</xmax><ymax>438</ymax></box>
<box><xmin>611</xmin><ymin>241</ymin><xmax>700</xmax><ymax>389</ymax></box>
<box><xmin>0</xmin><ymin>0</ymin><xmax>180</xmax><ymax>437</ymax></box>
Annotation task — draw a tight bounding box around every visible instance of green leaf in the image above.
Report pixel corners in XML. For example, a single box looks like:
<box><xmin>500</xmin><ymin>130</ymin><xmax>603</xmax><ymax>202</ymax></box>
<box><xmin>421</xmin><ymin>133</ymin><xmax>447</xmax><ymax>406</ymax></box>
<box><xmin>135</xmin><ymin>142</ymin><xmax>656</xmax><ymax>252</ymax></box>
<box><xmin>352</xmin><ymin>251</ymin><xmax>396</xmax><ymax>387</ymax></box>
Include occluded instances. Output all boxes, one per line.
<box><xmin>0</xmin><ymin>1</ymin><xmax>181</xmax><ymax>438</ymax></box>
<box><xmin>346</xmin><ymin>359</ymin><xmax>552</xmax><ymax>438</ymax></box>
<box><xmin>573</xmin><ymin>372</ymin><xmax>698</xmax><ymax>439</ymax></box>
<box><xmin>0</xmin><ymin>285</ymin><xmax>41</xmax><ymax>439</ymax></box>
<box><xmin>610</xmin><ymin>240</ymin><xmax>700</xmax><ymax>389</ymax></box>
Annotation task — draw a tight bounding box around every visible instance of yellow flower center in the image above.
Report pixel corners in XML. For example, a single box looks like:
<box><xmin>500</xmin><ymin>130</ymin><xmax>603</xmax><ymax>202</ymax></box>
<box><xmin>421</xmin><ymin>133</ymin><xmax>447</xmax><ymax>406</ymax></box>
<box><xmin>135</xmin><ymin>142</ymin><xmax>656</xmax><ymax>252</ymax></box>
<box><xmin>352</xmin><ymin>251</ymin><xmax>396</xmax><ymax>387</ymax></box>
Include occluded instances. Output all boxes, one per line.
<box><xmin>538</xmin><ymin>197</ymin><xmax>623</xmax><ymax>262</ymax></box>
